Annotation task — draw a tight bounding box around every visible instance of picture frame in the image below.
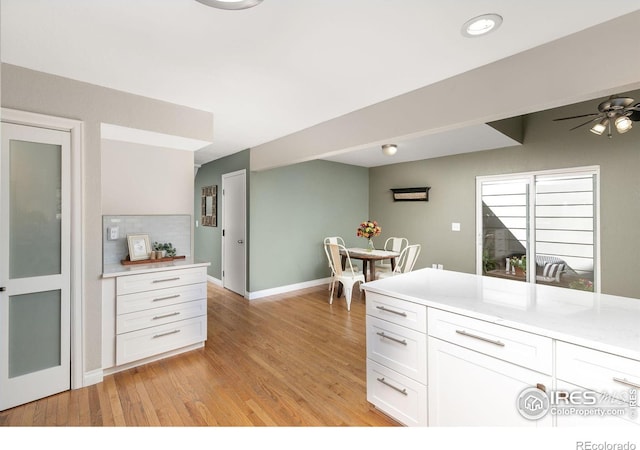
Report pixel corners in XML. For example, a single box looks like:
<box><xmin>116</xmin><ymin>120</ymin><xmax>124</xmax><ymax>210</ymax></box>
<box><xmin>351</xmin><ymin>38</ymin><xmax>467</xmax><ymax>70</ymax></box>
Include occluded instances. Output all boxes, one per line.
<box><xmin>201</xmin><ymin>185</ymin><xmax>217</xmax><ymax>227</ymax></box>
<box><xmin>127</xmin><ymin>233</ymin><xmax>151</xmax><ymax>261</ymax></box>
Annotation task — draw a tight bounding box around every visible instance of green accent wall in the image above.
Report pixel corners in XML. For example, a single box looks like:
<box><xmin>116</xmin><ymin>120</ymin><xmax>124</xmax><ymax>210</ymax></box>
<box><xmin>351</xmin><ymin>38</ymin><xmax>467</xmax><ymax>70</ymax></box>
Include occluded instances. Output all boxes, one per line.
<box><xmin>369</xmin><ymin>89</ymin><xmax>640</xmax><ymax>299</ymax></box>
<box><xmin>194</xmin><ymin>149</ymin><xmax>250</xmax><ymax>280</ymax></box>
<box><xmin>249</xmin><ymin>160</ymin><xmax>368</xmax><ymax>292</ymax></box>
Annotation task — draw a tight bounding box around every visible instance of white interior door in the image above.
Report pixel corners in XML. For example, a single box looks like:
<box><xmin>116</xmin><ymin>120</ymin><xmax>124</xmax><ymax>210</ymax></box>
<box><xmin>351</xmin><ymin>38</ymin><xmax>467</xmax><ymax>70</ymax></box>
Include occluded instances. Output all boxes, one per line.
<box><xmin>222</xmin><ymin>169</ymin><xmax>246</xmax><ymax>296</ymax></box>
<box><xmin>0</xmin><ymin>122</ymin><xmax>71</xmax><ymax>411</ymax></box>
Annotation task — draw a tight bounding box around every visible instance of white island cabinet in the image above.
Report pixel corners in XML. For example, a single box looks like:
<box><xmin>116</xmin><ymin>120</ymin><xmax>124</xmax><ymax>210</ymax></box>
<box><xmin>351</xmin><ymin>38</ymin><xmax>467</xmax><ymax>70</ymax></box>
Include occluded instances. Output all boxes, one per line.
<box><xmin>362</xmin><ymin>268</ymin><xmax>640</xmax><ymax>427</ymax></box>
<box><xmin>102</xmin><ymin>259</ymin><xmax>210</xmax><ymax>373</ymax></box>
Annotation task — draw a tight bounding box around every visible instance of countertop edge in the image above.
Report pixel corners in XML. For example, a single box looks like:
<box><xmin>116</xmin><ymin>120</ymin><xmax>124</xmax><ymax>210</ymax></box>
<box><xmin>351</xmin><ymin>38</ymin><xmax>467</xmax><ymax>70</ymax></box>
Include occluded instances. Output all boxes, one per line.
<box><xmin>102</xmin><ymin>260</ymin><xmax>211</xmax><ymax>278</ymax></box>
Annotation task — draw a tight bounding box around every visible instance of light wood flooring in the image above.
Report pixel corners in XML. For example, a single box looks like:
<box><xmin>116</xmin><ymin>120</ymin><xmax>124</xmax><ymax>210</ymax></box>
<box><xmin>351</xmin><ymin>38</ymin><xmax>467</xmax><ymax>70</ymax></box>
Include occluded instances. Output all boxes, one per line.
<box><xmin>0</xmin><ymin>282</ymin><xmax>399</xmax><ymax>427</ymax></box>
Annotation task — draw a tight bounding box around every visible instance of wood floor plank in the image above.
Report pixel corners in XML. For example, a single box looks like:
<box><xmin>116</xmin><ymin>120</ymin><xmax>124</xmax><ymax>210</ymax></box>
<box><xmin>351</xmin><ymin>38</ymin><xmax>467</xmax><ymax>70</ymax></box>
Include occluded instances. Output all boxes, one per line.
<box><xmin>0</xmin><ymin>283</ymin><xmax>399</xmax><ymax>427</ymax></box>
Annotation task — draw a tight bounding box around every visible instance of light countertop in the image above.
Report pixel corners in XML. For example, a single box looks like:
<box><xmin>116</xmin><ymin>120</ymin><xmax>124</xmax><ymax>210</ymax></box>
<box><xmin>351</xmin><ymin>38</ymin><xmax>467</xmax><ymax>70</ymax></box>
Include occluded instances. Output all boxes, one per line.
<box><xmin>363</xmin><ymin>268</ymin><xmax>640</xmax><ymax>361</ymax></box>
<box><xmin>102</xmin><ymin>257</ymin><xmax>210</xmax><ymax>278</ymax></box>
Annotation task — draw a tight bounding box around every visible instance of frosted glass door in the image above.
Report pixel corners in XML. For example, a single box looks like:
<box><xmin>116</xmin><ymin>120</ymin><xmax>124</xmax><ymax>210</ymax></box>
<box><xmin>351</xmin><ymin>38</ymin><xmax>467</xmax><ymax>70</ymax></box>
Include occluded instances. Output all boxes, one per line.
<box><xmin>0</xmin><ymin>122</ymin><xmax>71</xmax><ymax>411</ymax></box>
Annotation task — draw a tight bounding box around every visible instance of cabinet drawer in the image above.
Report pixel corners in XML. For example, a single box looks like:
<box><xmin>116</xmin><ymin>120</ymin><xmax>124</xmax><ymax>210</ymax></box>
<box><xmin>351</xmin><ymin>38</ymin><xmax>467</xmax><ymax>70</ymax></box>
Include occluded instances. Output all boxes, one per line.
<box><xmin>117</xmin><ymin>266</ymin><xmax>207</xmax><ymax>295</ymax></box>
<box><xmin>116</xmin><ymin>315</ymin><xmax>207</xmax><ymax>365</ymax></box>
<box><xmin>556</xmin><ymin>341</ymin><xmax>640</xmax><ymax>403</ymax></box>
<box><xmin>367</xmin><ymin>316</ymin><xmax>427</xmax><ymax>382</ymax></box>
<box><xmin>366</xmin><ymin>292</ymin><xmax>426</xmax><ymax>333</ymax></box>
<box><xmin>117</xmin><ymin>298</ymin><xmax>207</xmax><ymax>334</ymax></box>
<box><xmin>367</xmin><ymin>359</ymin><xmax>428</xmax><ymax>427</ymax></box>
<box><xmin>117</xmin><ymin>282</ymin><xmax>206</xmax><ymax>315</ymax></box>
<box><xmin>428</xmin><ymin>308</ymin><xmax>552</xmax><ymax>375</ymax></box>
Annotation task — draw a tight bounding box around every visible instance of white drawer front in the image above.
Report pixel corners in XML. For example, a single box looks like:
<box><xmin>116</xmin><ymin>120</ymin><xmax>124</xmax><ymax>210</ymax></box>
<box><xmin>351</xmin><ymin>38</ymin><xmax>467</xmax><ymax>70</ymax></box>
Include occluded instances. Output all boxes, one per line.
<box><xmin>556</xmin><ymin>380</ymin><xmax>640</xmax><ymax>427</ymax></box>
<box><xmin>117</xmin><ymin>298</ymin><xmax>207</xmax><ymax>334</ymax></box>
<box><xmin>116</xmin><ymin>315</ymin><xmax>207</xmax><ymax>365</ymax></box>
<box><xmin>367</xmin><ymin>316</ymin><xmax>427</xmax><ymax>382</ymax></box>
<box><xmin>117</xmin><ymin>282</ymin><xmax>206</xmax><ymax>315</ymax></box>
<box><xmin>556</xmin><ymin>341</ymin><xmax>640</xmax><ymax>404</ymax></box>
<box><xmin>117</xmin><ymin>266</ymin><xmax>207</xmax><ymax>295</ymax></box>
<box><xmin>428</xmin><ymin>308</ymin><xmax>552</xmax><ymax>375</ymax></box>
<box><xmin>366</xmin><ymin>292</ymin><xmax>426</xmax><ymax>332</ymax></box>
<box><xmin>367</xmin><ymin>359</ymin><xmax>428</xmax><ymax>427</ymax></box>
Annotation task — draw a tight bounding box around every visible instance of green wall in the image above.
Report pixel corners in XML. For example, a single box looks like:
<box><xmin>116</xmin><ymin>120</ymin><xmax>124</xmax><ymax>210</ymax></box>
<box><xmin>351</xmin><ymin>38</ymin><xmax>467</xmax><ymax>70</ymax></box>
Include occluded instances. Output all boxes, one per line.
<box><xmin>194</xmin><ymin>149</ymin><xmax>250</xmax><ymax>280</ymax></box>
<box><xmin>249</xmin><ymin>160</ymin><xmax>369</xmax><ymax>292</ymax></box>
<box><xmin>369</xmin><ymin>89</ymin><xmax>640</xmax><ymax>299</ymax></box>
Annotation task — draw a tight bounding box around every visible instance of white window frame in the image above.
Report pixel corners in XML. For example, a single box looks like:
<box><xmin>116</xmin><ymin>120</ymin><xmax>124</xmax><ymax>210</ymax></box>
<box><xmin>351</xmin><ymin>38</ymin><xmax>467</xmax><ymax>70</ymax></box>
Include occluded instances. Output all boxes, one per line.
<box><xmin>476</xmin><ymin>165</ymin><xmax>601</xmax><ymax>293</ymax></box>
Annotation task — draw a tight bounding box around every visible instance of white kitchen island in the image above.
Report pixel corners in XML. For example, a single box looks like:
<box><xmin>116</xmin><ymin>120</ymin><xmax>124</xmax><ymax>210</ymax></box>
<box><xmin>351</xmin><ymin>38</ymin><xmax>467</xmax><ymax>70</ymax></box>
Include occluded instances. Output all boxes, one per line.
<box><xmin>362</xmin><ymin>268</ymin><xmax>640</xmax><ymax>427</ymax></box>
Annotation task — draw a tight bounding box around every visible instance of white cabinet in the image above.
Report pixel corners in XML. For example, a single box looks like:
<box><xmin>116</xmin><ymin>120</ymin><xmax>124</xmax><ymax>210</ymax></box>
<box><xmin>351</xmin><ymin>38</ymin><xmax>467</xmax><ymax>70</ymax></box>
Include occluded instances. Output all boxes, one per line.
<box><xmin>427</xmin><ymin>308</ymin><xmax>552</xmax><ymax>426</ymax></box>
<box><xmin>365</xmin><ymin>292</ymin><xmax>427</xmax><ymax>426</ymax></box>
<box><xmin>428</xmin><ymin>337</ymin><xmax>552</xmax><ymax>426</ymax></box>
<box><xmin>555</xmin><ymin>342</ymin><xmax>640</xmax><ymax>427</ymax></box>
<box><xmin>114</xmin><ymin>266</ymin><xmax>208</xmax><ymax>366</ymax></box>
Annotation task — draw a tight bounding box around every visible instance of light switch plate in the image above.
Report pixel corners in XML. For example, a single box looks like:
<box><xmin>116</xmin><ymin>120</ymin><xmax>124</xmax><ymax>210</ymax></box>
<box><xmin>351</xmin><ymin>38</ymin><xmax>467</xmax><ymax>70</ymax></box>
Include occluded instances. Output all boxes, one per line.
<box><xmin>451</xmin><ymin>222</ymin><xmax>461</xmax><ymax>231</ymax></box>
<box><xmin>108</xmin><ymin>226</ymin><xmax>119</xmax><ymax>240</ymax></box>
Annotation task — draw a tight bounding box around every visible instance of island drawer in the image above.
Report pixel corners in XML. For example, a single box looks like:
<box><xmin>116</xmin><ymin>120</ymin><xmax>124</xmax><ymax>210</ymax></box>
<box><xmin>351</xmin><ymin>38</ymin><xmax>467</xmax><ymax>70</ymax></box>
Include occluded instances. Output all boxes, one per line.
<box><xmin>556</xmin><ymin>341</ymin><xmax>640</xmax><ymax>402</ymax></box>
<box><xmin>367</xmin><ymin>359</ymin><xmax>428</xmax><ymax>427</ymax></box>
<box><xmin>428</xmin><ymin>308</ymin><xmax>552</xmax><ymax>375</ymax></box>
<box><xmin>367</xmin><ymin>316</ymin><xmax>427</xmax><ymax>382</ymax></box>
<box><xmin>366</xmin><ymin>292</ymin><xmax>426</xmax><ymax>332</ymax></box>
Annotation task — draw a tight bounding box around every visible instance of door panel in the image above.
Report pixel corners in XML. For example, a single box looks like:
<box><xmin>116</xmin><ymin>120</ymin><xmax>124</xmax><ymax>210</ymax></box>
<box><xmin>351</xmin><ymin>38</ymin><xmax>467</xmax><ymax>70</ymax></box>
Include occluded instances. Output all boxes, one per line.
<box><xmin>1</xmin><ymin>122</ymin><xmax>71</xmax><ymax>411</ymax></box>
<box><xmin>222</xmin><ymin>170</ymin><xmax>246</xmax><ymax>296</ymax></box>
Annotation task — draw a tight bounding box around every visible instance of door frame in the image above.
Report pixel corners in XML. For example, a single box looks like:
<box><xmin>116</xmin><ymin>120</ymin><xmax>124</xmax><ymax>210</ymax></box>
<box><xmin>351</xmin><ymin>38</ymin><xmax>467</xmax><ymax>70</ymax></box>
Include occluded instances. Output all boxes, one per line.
<box><xmin>1</xmin><ymin>108</ymin><xmax>85</xmax><ymax>390</ymax></box>
<box><xmin>221</xmin><ymin>169</ymin><xmax>247</xmax><ymax>297</ymax></box>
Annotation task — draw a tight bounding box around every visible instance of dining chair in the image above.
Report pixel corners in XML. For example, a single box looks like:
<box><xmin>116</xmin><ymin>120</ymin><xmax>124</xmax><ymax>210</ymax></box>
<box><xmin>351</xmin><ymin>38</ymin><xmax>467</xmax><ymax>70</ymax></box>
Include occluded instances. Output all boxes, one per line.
<box><xmin>375</xmin><ymin>237</ymin><xmax>409</xmax><ymax>274</ymax></box>
<box><xmin>376</xmin><ymin>244</ymin><xmax>421</xmax><ymax>280</ymax></box>
<box><xmin>325</xmin><ymin>242</ymin><xmax>365</xmax><ymax>311</ymax></box>
<box><xmin>323</xmin><ymin>236</ymin><xmax>359</xmax><ymax>289</ymax></box>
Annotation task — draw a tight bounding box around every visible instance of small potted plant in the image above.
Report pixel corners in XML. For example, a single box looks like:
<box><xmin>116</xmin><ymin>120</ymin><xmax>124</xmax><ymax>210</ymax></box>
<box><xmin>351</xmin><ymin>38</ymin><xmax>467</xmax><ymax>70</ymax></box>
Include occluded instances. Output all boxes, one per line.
<box><xmin>509</xmin><ymin>255</ymin><xmax>526</xmax><ymax>277</ymax></box>
<box><xmin>152</xmin><ymin>242</ymin><xmax>177</xmax><ymax>258</ymax></box>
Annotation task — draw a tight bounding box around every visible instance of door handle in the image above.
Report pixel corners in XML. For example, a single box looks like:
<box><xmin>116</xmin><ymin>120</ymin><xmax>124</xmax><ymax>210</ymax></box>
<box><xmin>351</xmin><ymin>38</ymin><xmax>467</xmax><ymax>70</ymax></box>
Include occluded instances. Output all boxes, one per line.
<box><xmin>0</xmin><ymin>287</ymin><xmax>5</xmax><ymax>292</ymax></box>
<box><xmin>237</xmin><ymin>240</ymin><xmax>244</xmax><ymax>244</ymax></box>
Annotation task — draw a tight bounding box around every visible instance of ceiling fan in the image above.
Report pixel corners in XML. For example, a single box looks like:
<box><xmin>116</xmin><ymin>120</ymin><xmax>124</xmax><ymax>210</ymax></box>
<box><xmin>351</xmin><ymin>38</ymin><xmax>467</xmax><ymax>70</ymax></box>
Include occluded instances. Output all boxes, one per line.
<box><xmin>553</xmin><ymin>95</ymin><xmax>640</xmax><ymax>138</ymax></box>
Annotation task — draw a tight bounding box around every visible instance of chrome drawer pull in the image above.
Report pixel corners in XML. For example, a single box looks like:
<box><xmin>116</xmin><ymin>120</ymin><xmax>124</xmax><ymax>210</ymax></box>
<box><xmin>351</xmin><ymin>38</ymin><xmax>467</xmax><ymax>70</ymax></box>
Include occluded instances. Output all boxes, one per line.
<box><xmin>376</xmin><ymin>306</ymin><xmax>407</xmax><ymax>317</ymax></box>
<box><xmin>152</xmin><ymin>277</ymin><xmax>181</xmax><ymax>283</ymax></box>
<box><xmin>613</xmin><ymin>377</ymin><xmax>640</xmax><ymax>389</ymax></box>
<box><xmin>152</xmin><ymin>294</ymin><xmax>181</xmax><ymax>302</ymax></box>
<box><xmin>153</xmin><ymin>329</ymin><xmax>181</xmax><ymax>339</ymax></box>
<box><xmin>376</xmin><ymin>332</ymin><xmax>407</xmax><ymax>346</ymax></box>
<box><xmin>376</xmin><ymin>377</ymin><xmax>408</xmax><ymax>396</ymax></box>
<box><xmin>455</xmin><ymin>329</ymin><xmax>505</xmax><ymax>347</ymax></box>
<box><xmin>153</xmin><ymin>312</ymin><xmax>181</xmax><ymax>320</ymax></box>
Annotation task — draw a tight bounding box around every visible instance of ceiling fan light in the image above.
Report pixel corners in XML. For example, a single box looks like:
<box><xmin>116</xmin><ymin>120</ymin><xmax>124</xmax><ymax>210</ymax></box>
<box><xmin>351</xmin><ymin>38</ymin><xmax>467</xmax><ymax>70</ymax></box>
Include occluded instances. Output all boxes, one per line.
<box><xmin>195</xmin><ymin>0</ymin><xmax>263</xmax><ymax>10</ymax></box>
<box><xmin>590</xmin><ymin>119</ymin><xmax>608</xmax><ymax>135</ymax></box>
<box><xmin>615</xmin><ymin>116</ymin><xmax>632</xmax><ymax>133</ymax></box>
<box><xmin>381</xmin><ymin>144</ymin><xmax>398</xmax><ymax>156</ymax></box>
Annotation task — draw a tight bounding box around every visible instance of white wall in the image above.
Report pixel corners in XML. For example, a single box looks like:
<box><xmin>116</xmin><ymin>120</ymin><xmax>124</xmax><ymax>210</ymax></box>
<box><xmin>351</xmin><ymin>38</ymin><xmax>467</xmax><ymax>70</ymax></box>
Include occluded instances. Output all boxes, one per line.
<box><xmin>101</xmin><ymin>139</ymin><xmax>194</xmax><ymax>215</ymax></box>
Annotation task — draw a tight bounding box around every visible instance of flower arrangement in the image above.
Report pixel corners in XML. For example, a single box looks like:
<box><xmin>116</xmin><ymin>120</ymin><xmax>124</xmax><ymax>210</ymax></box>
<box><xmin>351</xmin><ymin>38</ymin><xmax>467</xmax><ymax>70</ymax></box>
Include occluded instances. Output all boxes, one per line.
<box><xmin>357</xmin><ymin>220</ymin><xmax>381</xmax><ymax>239</ymax></box>
<box><xmin>569</xmin><ymin>278</ymin><xmax>594</xmax><ymax>292</ymax></box>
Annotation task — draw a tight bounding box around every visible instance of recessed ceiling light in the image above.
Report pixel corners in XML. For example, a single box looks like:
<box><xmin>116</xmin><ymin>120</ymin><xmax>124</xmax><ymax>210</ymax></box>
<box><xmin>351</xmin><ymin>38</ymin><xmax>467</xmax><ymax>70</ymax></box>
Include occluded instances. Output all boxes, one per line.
<box><xmin>195</xmin><ymin>0</ymin><xmax>264</xmax><ymax>10</ymax></box>
<box><xmin>461</xmin><ymin>13</ymin><xmax>503</xmax><ymax>38</ymax></box>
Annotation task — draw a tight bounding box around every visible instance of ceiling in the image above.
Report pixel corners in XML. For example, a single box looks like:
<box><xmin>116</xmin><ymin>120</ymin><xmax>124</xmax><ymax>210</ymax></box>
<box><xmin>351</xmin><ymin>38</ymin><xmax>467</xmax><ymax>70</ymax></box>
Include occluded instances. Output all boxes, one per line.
<box><xmin>2</xmin><ymin>1</ymin><xmax>640</xmax><ymax>167</ymax></box>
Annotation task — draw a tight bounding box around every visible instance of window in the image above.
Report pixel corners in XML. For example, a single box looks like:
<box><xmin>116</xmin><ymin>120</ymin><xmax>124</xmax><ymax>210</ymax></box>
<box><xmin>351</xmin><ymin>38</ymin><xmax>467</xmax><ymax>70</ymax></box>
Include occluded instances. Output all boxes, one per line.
<box><xmin>477</xmin><ymin>167</ymin><xmax>599</xmax><ymax>292</ymax></box>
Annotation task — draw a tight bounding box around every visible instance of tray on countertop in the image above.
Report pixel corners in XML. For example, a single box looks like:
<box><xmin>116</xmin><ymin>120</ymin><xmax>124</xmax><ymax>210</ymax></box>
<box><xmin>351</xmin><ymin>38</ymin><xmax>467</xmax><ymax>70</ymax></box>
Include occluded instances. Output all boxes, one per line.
<box><xmin>120</xmin><ymin>255</ymin><xmax>186</xmax><ymax>266</ymax></box>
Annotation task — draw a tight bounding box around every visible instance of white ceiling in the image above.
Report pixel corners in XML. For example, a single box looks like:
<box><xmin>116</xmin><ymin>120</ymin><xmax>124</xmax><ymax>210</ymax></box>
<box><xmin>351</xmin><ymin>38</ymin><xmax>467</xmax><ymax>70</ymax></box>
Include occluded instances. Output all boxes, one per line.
<box><xmin>2</xmin><ymin>1</ymin><xmax>640</xmax><ymax>167</ymax></box>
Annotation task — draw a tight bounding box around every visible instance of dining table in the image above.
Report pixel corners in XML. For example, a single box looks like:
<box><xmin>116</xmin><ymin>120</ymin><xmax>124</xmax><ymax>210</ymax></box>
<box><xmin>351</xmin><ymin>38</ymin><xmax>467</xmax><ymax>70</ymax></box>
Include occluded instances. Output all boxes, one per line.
<box><xmin>339</xmin><ymin>247</ymin><xmax>400</xmax><ymax>283</ymax></box>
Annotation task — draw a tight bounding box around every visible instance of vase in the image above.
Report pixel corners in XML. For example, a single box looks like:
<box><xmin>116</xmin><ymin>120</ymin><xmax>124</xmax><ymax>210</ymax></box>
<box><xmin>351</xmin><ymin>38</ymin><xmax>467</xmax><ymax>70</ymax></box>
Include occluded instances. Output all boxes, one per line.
<box><xmin>367</xmin><ymin>239</ymin><xmax>375</xmax><ymax>252</ymax></box>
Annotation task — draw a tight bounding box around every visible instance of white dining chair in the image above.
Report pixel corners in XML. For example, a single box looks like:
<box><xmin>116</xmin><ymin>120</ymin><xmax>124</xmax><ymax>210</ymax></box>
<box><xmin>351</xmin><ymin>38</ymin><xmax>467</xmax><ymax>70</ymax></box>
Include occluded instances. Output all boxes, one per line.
<box><xmin>324</xmin><ymin>236</ymin><xmax>359</xmax><ymax>289</ymax></box>
<box><xmin>375</xmin><ymin>237</ymin><xmax>409</xmax><ymax>274</ymax></box>
<box><xmin>325</xmin><ymin>242</ymin><xmax>365</xmax><ymax>311</ymax></box>
<box><xmin>376</xmin><ymin>244</ymin><xmax>421</xmax><ymax>280</ymax></box>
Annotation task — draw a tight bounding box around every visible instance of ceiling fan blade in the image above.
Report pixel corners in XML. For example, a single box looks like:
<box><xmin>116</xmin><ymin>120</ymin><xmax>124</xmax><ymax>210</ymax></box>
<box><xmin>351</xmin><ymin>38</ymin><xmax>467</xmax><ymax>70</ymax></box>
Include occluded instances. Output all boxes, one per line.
<box><xmin>553</xmin><ymin>113</ymin><xmax>600</xmax><ymax>121</ymax></box>
<box><xmin>568</xmin><ymin>116</ymin><xmax>603</xmax><ymax>131</ymax></box>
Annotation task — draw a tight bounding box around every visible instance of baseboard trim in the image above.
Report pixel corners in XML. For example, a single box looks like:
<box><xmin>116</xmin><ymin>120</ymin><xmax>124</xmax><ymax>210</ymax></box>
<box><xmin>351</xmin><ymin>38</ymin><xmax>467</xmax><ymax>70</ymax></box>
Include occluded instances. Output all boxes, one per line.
<box><xmin>83</xmin><ymin>368</ymin><xmax>104</xmax><ymax>388</ymax></box>
<box><xmin>207</xmin><ymin>275</ymin><xmax>222</xmax><ymax>286</ymax></box>
<box><xmin>247</xmin><ymin>277</ymin><xmax>332</xmax><ymax>300</ymax></box>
